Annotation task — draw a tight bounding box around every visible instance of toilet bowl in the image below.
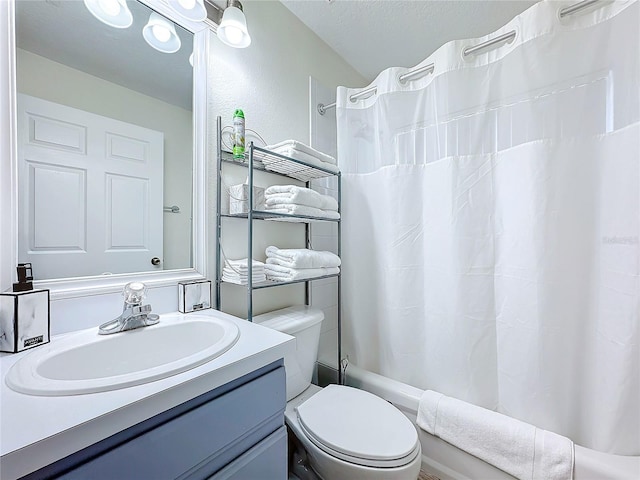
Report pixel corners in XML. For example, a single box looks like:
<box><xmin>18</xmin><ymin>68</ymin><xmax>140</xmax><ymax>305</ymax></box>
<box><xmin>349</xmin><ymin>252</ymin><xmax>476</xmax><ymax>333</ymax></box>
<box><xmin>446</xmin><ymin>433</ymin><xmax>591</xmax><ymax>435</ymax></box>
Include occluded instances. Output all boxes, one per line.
<box><xmin>253</xmin><ymin>306</ymin><xmax>422</xmax><ymax>480</ymax></box>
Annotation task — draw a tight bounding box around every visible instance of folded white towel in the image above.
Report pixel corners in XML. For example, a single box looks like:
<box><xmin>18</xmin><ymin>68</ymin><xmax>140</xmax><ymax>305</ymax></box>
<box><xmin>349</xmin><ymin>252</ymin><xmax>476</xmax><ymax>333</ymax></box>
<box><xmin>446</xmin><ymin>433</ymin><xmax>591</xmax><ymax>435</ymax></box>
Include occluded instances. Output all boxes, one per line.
<box><xmin>222</xmin><ymin>273</ymin><xmax>266</xmax><ymax>285</ymax></box>
<box><xmin>225</xmin><ymin>258</ymin><xmax>265</xmax><ymax>271</ymax></box>
<box><xmin>223</xmin><ymin>259</ymin><xmax>265</xmax><ymax>284</ymax></box>
<box><xmin>264</xmin><ymin>264</ymin><xmax>340</xmax><ymax>282</ymax></box>
<box><xmin>265</xmin><ymin>246</ymin><xmax>341</xmax><ymax>269</ymax></box>
<box><xmin>264</xmin><ymin>215</ymin><xmax>323</xmax><ymax>224</ymax></box>
<box><xmin>417</xmin><ymin>390</ymin><xmax>574</xmax><ymax>480</ymax></box>
<box><xmin>264</xmin><ymin>185</ymin><xmax>338</xmax><ymax>211</ymax></box>
<box><xmin>265</xmin><ymin>196</ymin><xmax>338</xmax><ymax>212</ymax></box>
<box><xmin>223</xmin><ymin>268</ymin><xmax>265</xmax><ymax>276</ymax></box>
<box><xmin>264</xmin><ymin>204</ymin><xmax>340</xmax><ymax>220</ymax></box>
<box><xmin>222</xmin><ymin>267</ymin><xmax>264</xmax><ymax>279</ymax></box>
<box><xmin>225</xmin><ymin>258</ymin><xmax>264</xmax><ymax>267</ymax></box>
<box><xmin>222</xmin><ymin>267</ymin><xmax>264</xmax><ymax>278</ymax></box>
<box><xmin>262</xmin><ymin>143</ymin><xmax>339</xmax><ymax>180</ymax></box>
<box><xmin>266</xmin><ymin>140</ymin><xmax>337</xmax><ymax>165</ymax></box>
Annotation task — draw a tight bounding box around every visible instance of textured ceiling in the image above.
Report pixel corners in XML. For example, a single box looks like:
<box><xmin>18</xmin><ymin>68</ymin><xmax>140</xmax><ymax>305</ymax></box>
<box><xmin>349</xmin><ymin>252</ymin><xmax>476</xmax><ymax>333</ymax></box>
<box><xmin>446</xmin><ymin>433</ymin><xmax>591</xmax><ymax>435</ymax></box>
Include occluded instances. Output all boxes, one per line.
<box><xmin>15</xmin><ymin>1</ymin><xmax>540</xmax><ymax>105</ymax></box>
<box><xmin>280</xmin><ymin>0</ymin><xmax>539</xmax><ymax>82</ymax></box>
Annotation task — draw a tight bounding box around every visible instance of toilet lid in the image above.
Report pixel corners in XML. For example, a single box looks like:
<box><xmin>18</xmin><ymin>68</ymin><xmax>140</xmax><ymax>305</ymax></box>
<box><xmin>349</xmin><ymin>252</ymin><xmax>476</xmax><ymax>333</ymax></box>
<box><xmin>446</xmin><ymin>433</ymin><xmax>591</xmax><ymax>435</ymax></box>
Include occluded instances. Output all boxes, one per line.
<box><xmin>296</xmin><ymin>385</ymin><xmax>419</xmax><ymax>467</ymax></box>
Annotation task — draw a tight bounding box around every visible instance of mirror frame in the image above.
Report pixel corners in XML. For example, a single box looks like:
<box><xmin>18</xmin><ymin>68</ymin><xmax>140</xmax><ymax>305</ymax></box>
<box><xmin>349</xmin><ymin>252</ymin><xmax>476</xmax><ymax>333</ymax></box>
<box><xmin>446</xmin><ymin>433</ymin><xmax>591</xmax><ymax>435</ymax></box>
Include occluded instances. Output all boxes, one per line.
<box><xmin>0</xmin><ymin>0</ymin><xmax>210</xmax><ymax>299</ymax></box>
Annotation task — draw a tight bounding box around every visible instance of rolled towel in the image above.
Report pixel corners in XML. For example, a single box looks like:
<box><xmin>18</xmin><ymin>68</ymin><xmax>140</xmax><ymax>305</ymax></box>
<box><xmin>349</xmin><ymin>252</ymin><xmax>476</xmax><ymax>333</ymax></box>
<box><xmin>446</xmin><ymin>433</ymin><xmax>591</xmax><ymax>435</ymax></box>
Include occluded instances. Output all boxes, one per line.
<box><xmin>264</xmin><ymin>203</ymin><xmax>340</xmax><ymax>220</ymax></box>
<box><xmin>264</xmin><ymin>185</ymin><xmax>338</xmax><ymax>211</ymax></box>
<box><xmin>266</xmin><ymin>140</ymin><xmax>337</xmax><ymax>165</ymax></box>
<box><xmin>264</xmin><ymin>264</ymin><xmax>340</xmax><ymax>282</ymax></box>
<box><xmin>417</xmin><ymin>390</ymin><xmax>574</xmax><ymax>480</ymax></box>
<box><xmin>265</xmin><ymin>246</ymin><xmax>341</xmax><ymax>269</ymax></box>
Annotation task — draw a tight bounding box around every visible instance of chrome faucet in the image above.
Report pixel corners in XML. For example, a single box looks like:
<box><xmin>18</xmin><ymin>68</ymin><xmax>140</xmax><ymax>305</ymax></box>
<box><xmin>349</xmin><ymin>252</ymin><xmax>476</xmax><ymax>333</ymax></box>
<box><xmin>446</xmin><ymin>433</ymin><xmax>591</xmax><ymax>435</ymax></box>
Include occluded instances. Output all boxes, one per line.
<box><xmin>98</xmin><ymin>282</ymin><xmax>159</xmax><ymax>335</ymax></box>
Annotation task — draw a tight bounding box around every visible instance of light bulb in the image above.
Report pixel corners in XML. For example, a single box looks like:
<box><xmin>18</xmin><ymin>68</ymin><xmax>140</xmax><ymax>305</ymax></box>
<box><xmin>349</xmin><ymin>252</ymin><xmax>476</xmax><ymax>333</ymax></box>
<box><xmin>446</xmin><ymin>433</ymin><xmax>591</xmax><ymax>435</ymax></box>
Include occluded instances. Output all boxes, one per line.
<box><xmin>217</xmin><ymin>5</ymin><xmax>251</xmax><ymax>48</ymax></box>
<box><xmin>98</xmin><ymin>0</ymin><xmax>121</xmax><ymax>16</ymax></box>
<box><xmin>152</xmin><ymin>24</ymin><xmax>171</xmax><ymax>43</ymax></box>
<box><xmin>84</xmin><ymin>0</ymin><xmax>132</xmax><ymax>28</ymax></box>
<box><xmin>143</xmin><ymin>12</ymin><xmax>181</xmax><ymax>53</ymax></box>
<box><xmin>178</xmin><ymin>0</ymin><xmax>196</xmax><ymax>9</ymax></box>
<box><xmin>224</xmin><ymin>26</ymin><xmax>243</xmax><ymax>45</ymax></box>
<box><xmin>168</xmin><ymin>0</ymin><xmax>207</xmax><ymax>21</ymax></box>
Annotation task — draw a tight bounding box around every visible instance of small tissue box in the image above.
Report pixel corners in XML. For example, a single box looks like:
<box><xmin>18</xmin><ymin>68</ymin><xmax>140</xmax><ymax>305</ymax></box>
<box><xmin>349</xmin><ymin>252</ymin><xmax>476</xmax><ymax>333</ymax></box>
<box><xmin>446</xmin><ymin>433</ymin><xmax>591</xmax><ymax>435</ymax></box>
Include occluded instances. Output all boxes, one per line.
<box><xmin>0</xmin><ymin>289</ymin><xmax>50</xmax><ymax>353</ymax></box>
<box><xmin>229</xmin><ymin>183</ymin><xmax>265</xmax><ymax>214</ymax></box>
<box><xmin>178</xmin><ymin>280</ymin><xmax>211</xmax><ymax>313</ymax></box>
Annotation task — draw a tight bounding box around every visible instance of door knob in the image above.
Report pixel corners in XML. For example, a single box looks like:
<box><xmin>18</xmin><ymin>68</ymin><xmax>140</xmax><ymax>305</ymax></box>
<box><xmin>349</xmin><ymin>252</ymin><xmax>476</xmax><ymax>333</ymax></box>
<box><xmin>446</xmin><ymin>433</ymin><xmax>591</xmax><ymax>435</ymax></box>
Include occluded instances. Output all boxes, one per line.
<box><xmin>151</xmin><ymin>257</ymin><xmax>161</xmax><ymax>266</ymax></box>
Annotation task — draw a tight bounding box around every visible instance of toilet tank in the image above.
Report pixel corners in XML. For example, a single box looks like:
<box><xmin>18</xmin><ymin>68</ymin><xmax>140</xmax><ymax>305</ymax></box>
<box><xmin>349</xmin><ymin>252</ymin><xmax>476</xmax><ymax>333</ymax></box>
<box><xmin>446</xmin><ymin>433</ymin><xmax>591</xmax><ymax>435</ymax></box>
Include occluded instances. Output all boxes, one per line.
<box><xmin>252</xmin><ymin>306</ymin><xmax>324</xmax><ymax>401</ymax></box>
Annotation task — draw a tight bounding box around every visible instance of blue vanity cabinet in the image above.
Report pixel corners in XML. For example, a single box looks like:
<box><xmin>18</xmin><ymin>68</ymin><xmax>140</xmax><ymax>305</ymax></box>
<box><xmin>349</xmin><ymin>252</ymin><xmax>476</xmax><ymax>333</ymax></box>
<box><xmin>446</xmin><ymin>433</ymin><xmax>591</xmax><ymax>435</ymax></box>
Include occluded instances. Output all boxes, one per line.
<box><xmin>24</xmin><ymin>361</ymin><xmax>286</xmax><ymax>480</ymax></box>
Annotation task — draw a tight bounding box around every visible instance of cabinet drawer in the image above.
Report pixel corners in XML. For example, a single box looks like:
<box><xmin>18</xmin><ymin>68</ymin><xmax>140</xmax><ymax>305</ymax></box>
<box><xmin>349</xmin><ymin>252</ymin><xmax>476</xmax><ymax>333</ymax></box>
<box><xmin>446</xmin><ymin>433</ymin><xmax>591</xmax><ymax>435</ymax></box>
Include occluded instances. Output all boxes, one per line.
<box><xmin>208</xmin><ymin>426</ymin><xmax>287</xmax><ymax>480</ymax></box>
<box><xmin>58</xmin><ymin>366</ymin><xmax>286</xmax><ymax>480</ymax></box>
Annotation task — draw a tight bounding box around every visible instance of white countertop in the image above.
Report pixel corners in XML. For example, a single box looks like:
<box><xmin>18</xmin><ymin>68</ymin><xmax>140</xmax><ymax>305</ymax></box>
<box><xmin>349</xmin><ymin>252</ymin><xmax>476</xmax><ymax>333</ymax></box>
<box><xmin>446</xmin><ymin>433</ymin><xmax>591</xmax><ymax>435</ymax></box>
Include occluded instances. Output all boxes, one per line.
<box><xmin>0</xmin><ymin>309</ymin><xmax>294</xmax><ymax>480</ymax></box>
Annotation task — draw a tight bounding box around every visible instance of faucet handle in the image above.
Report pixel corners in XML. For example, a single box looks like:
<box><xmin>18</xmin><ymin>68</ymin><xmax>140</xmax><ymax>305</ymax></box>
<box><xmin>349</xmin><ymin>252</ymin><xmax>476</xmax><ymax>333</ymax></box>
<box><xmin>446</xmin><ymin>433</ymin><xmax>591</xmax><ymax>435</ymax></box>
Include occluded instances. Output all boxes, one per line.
<box><xmin>130</xmin><ymin>304</ymin><xmax>152</xmax><ymax>316</ymax></box>
<box><xmin>123</xmin><ymin>282</ymin><xmax>147</xmax><ymax>305</ymax></box>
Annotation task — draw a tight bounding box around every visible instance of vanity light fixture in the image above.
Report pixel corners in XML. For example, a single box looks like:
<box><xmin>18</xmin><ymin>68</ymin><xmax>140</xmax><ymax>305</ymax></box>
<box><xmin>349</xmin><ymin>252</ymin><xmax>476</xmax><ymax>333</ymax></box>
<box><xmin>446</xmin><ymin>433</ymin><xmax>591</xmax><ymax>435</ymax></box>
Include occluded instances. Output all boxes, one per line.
<box><xmin>143</xmin><ymin>12</ymin><xmax>182</xmax><ymax>53</ymax></box>
<box><xmin>216</xmin><ymin>0</ymin><xmax>251</xmax><ymax>48</ymax></box>
<box><xmin>168</xmin><ymin>0</ymin><xmax>208</xmax><ymax>22</ymax></box>
<box><xmin>83</xmin><ymin>0</ymin><xmax>133</xmax><ymax>29</ymax></box>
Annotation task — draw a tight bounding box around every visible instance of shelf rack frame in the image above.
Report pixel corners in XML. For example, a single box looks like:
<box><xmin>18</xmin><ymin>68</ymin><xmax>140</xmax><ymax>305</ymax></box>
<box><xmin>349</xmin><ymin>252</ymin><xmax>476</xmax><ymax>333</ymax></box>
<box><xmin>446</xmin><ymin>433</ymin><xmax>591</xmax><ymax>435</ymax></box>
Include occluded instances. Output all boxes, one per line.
<box><xmin>215</xmin><ymin>116</ymin><xmax>343</xmax><ymax>384</ymax></box>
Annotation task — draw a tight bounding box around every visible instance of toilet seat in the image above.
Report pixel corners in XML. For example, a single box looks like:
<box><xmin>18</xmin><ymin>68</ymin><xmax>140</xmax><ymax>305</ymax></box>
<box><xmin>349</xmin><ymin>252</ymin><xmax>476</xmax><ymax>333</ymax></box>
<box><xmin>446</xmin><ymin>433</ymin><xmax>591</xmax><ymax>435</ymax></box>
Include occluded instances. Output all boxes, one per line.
<box><xmin>295</xmin><ymin>385</ymin><xmax>420</xmax><ymax>468</ymax></box>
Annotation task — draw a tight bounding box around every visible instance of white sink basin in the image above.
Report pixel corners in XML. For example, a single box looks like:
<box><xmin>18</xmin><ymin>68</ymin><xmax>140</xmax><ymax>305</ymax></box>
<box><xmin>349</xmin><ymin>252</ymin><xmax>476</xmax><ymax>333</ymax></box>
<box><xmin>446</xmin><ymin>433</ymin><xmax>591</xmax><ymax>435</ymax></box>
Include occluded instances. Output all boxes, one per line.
<box><xmin>5</xmin><ymin>313</ymin><xmax>240</xmax><ymax>396</ymax></box>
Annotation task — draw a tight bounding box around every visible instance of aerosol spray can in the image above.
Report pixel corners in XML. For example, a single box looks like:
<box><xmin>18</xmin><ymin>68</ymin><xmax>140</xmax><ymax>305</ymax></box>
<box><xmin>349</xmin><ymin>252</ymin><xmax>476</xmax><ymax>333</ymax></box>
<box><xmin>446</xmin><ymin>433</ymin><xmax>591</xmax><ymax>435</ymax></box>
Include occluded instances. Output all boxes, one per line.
<box><xmin>233</xmin><ymin>109</ymin><xmax>245</xmax><ymax>158</ymax></box>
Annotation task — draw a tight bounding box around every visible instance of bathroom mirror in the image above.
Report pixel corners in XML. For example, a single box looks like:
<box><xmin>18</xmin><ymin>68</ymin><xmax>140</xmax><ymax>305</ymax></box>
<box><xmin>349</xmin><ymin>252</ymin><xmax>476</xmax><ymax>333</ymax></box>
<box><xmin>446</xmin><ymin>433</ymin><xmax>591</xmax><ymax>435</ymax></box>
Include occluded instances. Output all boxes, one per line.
<box><xmin>1</xmin><ymin>0</ymin><xmax>210</xmax><ymax>297</ymax></box>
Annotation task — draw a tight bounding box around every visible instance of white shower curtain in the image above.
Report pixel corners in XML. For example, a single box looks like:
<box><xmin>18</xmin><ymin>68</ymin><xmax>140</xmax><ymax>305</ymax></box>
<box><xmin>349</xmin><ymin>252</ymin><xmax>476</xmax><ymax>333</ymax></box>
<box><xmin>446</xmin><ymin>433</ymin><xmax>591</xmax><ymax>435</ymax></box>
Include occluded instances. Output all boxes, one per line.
<box><xmin>337</xmin><ymin>0</ymin><xmax>639</xmax><ymax>455</ymax></box>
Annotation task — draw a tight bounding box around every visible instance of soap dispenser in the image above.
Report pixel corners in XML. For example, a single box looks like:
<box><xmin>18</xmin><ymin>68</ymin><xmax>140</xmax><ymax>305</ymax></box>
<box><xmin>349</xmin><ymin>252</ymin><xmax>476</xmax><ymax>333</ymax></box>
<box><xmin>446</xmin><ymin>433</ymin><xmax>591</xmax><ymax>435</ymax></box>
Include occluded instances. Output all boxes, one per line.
<box><xmin>0</xmin><ymin>263</ymin><xmax>50</xmax><ymax>353</ymax></box>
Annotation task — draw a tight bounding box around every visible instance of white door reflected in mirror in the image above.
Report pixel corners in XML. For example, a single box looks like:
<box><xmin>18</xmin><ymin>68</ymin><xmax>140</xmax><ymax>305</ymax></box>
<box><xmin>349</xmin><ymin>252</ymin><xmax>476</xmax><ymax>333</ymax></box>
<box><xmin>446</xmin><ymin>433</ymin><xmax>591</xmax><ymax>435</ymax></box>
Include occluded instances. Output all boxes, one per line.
<box><xmin>18</xmin><ymin>95</ymin><xmax>164</xmax><ymax>279</ymax></box>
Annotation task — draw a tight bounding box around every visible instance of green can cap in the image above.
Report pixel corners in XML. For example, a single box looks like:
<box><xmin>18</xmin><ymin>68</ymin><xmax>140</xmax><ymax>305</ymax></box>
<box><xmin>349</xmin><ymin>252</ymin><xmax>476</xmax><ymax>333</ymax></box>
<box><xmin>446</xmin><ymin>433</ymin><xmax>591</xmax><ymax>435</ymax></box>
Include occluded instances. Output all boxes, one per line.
<box><xmin>234</xmin><ymin>109</ymin><xmax>244</xmax><ymax>118</ymax></box>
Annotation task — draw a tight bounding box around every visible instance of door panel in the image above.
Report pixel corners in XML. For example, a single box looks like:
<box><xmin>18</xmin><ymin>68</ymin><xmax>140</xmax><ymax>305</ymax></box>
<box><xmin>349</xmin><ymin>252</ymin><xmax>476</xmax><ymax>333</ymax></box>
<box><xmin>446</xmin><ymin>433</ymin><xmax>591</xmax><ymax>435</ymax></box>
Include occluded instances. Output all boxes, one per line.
<box><xmin>18</xmin><ymin>94</ymin><xmax>164</xmax><ymax>279</ymax></box>
<box><xmin>28</xmin><ymin>113</ymin><xmax>87</xmax><ymax>153</ymax></box>
<box><xmin>106</xmin><ymin>132</ymin><xmax>150</xmax><ymax>163</ymax></box>
<box><xmin>29</xmin><ymin>161</ymin><xmax>86</xmax><ymax>251</ymax></box>
<box><xmin>106</xmin><ymin>174</ymin><xmax>148</xmax><ymax>248</ymax></box>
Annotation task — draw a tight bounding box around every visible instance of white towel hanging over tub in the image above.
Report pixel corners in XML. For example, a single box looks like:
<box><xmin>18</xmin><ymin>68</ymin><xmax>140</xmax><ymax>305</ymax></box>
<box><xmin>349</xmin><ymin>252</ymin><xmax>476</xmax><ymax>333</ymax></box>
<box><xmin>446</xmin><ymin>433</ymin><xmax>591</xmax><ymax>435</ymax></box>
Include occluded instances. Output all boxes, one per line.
<box><xmin>417</xmin><ymin>390</ymin><xmax>574</xmax><ymax>480</ymax></box>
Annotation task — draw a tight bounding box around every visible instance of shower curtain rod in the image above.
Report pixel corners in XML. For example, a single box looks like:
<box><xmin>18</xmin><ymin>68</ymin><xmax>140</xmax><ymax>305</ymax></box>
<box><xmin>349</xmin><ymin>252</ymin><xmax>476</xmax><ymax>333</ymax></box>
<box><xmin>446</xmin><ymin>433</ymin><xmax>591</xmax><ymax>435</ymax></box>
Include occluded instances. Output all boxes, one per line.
<box><xmin>317</xmin><ymin>0</ymin><xmax>605</xmax><ymax>116</ymax></box>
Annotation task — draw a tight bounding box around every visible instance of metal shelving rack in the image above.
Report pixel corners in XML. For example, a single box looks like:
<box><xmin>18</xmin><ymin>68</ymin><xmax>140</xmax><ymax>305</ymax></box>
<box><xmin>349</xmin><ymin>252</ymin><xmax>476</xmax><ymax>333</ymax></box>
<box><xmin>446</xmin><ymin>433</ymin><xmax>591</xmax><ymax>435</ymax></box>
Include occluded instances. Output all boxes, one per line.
<box><xmin>215</xmin><ymin>117</ymin><xmax>343</xmax><ymax>384</ymax></box>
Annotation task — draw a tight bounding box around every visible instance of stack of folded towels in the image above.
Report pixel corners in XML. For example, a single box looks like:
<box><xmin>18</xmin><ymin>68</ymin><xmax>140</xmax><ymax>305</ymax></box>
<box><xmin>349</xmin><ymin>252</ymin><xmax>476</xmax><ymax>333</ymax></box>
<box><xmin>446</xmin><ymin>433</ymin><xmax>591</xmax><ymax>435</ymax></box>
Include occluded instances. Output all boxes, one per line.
<box><xmin>263</xmin><ymin>140</ymin><xmax>339</xmax><ymax>180</ymax></box>
<box><xmin>222</xmin><ymin>258</ymin><xmax>266</xmax><ymax>285</ymax></box>
<box><xmin>265</xmin><ymin>246</ymin><xmax>341</xmax><ymax>282</ymax></box>
<box><xmin>264</xmin><ymin>185</ymin><xmax>339</xmax><ymax>220</ymax></box>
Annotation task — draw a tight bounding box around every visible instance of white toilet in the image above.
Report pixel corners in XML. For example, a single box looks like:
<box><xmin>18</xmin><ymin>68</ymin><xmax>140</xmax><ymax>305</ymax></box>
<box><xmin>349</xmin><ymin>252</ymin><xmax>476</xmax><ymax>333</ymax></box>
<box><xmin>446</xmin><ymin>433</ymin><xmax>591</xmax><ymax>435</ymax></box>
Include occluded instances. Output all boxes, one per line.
<box><xmin>253</xmin><ymin>306</ymin><xmax>422</xmax><ymax>480</ymax></box>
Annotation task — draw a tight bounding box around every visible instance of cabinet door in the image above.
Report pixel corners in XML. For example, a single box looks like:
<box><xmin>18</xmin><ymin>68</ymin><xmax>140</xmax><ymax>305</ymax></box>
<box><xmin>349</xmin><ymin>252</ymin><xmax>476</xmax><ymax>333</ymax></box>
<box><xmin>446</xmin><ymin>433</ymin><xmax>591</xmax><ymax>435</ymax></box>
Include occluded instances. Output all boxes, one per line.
<box><xmin>208</xmin><ymin>426</ymin><xmax>287</xmax><ymax>480</ymax></box>
<box><xmin>58</xmin><ymin>366</ymin><xmax>285</xmax><ymax>480</ymax></box>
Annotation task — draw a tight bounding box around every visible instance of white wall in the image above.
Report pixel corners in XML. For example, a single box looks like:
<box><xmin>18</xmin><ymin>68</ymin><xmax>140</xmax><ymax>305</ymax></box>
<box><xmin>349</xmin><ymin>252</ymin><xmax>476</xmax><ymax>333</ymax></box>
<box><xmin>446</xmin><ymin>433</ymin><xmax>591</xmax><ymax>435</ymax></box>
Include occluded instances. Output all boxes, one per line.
<box><xmin>208</xmin><ymin>0</ymin><xmax>366</xmax><ymax>321</ymax></box>
<box><xmin>3</xmin><ymin>1</ymin><xmax>366</xmax><ymax>337</ymax></box>
<box><xmin>16</xmin><ymin>49</ymin><xmax>193</xmax><ymax>272</ymax></box>
<box><xmin>308</xmin><ymin>77</ymin><xmax>340</xmax><ymax>371</ymax></box>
